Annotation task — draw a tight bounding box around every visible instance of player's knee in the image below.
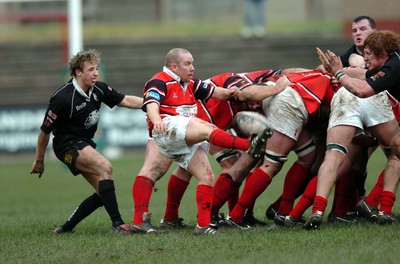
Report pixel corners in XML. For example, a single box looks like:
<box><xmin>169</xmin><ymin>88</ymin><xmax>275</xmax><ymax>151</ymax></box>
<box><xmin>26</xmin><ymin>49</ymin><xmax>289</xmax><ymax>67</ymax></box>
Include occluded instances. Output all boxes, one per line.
<box><xmin>138</xmin><ymin>169</ymin><xmax>164</xmax><ymax>181</ymax></box>
<box><xmin>199</xmin><ymin>174</ymin><xmax>214</xmax><ymax>186</ymax></box>
<box><xmin>98</xmin><ymin>161</ymin><xmax>113</xmax><ymax>180</ymax></box>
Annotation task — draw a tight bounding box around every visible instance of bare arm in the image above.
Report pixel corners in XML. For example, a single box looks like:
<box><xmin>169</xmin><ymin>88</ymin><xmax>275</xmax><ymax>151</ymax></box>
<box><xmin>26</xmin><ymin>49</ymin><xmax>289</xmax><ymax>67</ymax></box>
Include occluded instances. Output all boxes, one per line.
<box><xmin>211</xmin><ymin>86</ymin><xmax>239</xmax><ymax>100</ymax></box>
<box><xmin>30</xmin><ymin>129</ymin><xmax>50</xmax><ymax>178</ymax></box>
<box><xmin>118</xmin><ymin>95</ymin><xmax>143</xmax><ymax>109</ymax></box>
<box><xmin>237</xmin><ymin>76</ymin><xmax>290</xmax><ymax>102</ymax></box>
<box><xmin>336</xmin><ymin>74</ymin><xmax>375</xmax><ymax>97</ymax></box>
<box><xmin>146</xmin><ymin>102</ymin><xmax>167</xmax><ymax>135</ymax></box>
<box><xmin>281</xmin><ymin>68</ymin><xmax>310</xmax><ymax>74</ymax></box>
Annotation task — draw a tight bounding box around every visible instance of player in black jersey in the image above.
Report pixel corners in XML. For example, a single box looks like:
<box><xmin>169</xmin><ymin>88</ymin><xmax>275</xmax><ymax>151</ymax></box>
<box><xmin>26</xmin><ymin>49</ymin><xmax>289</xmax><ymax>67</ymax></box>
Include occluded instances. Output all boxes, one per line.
<box><xmin>30</xmin><ymin>49</ymin><xmax>143</xmax><ymax>234</ymax></box>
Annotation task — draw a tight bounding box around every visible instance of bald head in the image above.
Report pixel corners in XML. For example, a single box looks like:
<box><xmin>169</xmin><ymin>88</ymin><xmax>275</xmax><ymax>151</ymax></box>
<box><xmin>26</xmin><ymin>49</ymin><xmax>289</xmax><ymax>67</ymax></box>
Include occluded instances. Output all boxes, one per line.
<box><xmin>164</xmin><ymin>48</ymin><xmax>191</xmax><ymax>68</ymax></box>
<box><xmin>163</xmin><ymin>48</ymin><xmax>195</xmax><ymax>83</ymax></box>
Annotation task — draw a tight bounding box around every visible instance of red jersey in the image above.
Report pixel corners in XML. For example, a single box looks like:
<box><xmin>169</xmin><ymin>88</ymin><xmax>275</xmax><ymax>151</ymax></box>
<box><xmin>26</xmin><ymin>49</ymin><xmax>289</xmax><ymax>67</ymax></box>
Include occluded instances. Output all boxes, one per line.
<box><xmin>143</xmin><ymin>70</ymin><xmax>214</xmax><ymax>132</ymax></box>
<box><xmin>196</xmin><ymin>72</ymin><xmax>243</xmax><ymax>129</ymax></box>
<box><xmin>237</xmin><ymin>69</ymin><xmax>282</xmax><ymax>84</ymax></box>
<box><xmin>274</xmin><ymin>70</ymin><xmax>335</xmax><ymax>116</ymax></box>
<box><xmin>196</xmin><ymin>70</ymin><xmax>281</xmax><ymax>129</ymax></box>
<box><xmin>387</xmin><ymin>92</ymin><xmax>400</xmax><ymax>122</ymax></box>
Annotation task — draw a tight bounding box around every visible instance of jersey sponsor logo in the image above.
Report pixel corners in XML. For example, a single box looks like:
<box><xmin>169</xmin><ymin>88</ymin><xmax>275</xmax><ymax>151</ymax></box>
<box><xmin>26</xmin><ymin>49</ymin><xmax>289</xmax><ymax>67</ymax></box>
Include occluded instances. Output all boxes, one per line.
<box><xmin>75</xmin><ymin>102</ymin><xmax>86</xmax><ymax>111</ymax></box>
<box><xmin>371</xmin><ymin>71</ymin><xmax>385</xmax><ymax>81</ymax></box>
<box><xmin>176</xmin><ymin>107</ymin><xmax>197</xmax><ymax>117</ymax></box>
<box><xmin>173</xmin><ymin>92</ymin><xmax>178</xmax><ymax>98</ymax></box>
<box><xmin>84</xmin><ymin>110</ymin><xmax>99</xmax><ymax>129</ymax></box>
<box><xmin>146</xmin><ymin>91</ymin><xmax>160</xmax><ymax>100</ymax></box>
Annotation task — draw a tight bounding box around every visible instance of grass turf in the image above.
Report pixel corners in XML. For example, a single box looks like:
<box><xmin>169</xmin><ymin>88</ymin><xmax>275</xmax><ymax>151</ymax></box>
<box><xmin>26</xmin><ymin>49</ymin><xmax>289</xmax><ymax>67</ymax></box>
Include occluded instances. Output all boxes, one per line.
<box><xmin>1</xmin><ymin>148</ymin><xmax>399</xmax><ymax>264</ymax></box>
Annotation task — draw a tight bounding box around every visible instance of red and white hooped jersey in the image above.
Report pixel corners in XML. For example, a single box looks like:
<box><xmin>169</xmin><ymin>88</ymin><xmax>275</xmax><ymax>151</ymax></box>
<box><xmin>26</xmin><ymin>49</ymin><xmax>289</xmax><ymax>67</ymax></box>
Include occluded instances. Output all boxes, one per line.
<box><xmin>143</xmin><ymin>71</ymin><xmax>214</xmax><ymax>132</ymax></box>
<box><xmin>196</xmin><ymin>69</ymin><xmax>282</xmax><ymax>129</ymax></box>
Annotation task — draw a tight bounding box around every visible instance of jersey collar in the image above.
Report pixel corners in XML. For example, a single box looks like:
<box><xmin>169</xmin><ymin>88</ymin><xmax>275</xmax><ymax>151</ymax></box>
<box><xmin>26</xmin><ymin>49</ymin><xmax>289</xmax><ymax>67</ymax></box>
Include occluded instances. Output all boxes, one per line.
<box><xmin>163</xmin><ymin>66</ymin><xmax>187</xmax><ymax>89</ymax></box>
<box><xmin>73</xmin><ymin>78</ymin><xmax>93</xmax><ymax>101</ymax></box>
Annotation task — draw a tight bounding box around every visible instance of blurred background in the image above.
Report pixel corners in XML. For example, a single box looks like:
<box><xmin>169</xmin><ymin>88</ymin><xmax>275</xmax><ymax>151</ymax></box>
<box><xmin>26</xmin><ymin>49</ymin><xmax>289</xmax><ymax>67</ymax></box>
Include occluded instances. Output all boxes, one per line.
<box><xmin>0</xmin><ymin>0</ymin><xmax>399</xmax><ymax>158</ymax></box>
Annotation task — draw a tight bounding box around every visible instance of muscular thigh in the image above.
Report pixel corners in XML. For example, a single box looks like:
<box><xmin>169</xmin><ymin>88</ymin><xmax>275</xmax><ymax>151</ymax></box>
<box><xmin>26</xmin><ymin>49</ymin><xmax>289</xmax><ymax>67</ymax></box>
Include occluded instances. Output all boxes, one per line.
<box><xmin>75</xmin><ymin>146</ymin><xmax>111</xmax><ymax>176</ymax></box>
<box><xmin>368</xmin><ymin>119</ymin><xmax>400</xmax><ymax>147</ymax></box>
<box><xmin>139</xmin><ymin>139</ymin><xmax>173</xmax><ymax>180</ymax></box>
<box><xmin>265</xmin><ymin>130</ymin><xmax>296</xmax><ymax>157</ymax></box>
<box><xmin>185</xmin><ymin>117</ymin><xmax>215</xmax><ymax>146</ymax></box>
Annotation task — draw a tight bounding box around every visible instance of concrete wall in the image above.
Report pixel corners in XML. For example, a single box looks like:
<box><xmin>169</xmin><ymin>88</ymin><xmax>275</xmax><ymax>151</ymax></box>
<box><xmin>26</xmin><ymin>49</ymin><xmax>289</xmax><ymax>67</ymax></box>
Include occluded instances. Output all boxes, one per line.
<box><xmin>340</xmin><ymin>0</ymin><xmax>400</xmax><ymax>35</ymax></box>
<box><xmin>92</xmin><ymin>0</ymin><xmax>341</xmax><ymax>23</ymax></box>
<box><xmin>3</xmin><ymin>0</ymin><xmax>398</xmax><ymax>34</ymax></box>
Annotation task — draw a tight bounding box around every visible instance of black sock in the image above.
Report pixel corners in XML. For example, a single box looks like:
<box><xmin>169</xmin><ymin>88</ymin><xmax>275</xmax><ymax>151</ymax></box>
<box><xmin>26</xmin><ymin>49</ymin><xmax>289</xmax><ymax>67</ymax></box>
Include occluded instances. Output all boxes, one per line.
<box><xmin>99</xmin><ymin>179</ymin><xmax>124</xmax><ymax>227</ymax></box>
<box><xmin>61</xmin><ymin>193</ymin><xmax>103</xmax><ymax>231</ymax></box>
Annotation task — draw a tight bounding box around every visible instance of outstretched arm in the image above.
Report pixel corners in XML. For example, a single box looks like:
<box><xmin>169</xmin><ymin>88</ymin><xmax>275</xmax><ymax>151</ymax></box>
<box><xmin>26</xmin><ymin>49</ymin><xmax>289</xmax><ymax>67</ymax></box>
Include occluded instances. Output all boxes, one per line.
<box><xmin>30</xmin><ymin>129</ymin><xmax>50</xmax><ymax>178</ymax></box>
<box><xmin>118</xmin><ymin>95</ymin><xmax>143</xmax><ymax>109</ymax></box>
<box><xmin>211</xmin><ymin>86</ymin><xmax>239</xmax><ymax>100</ymax></box>
<box><xmin>237</xmin><ymin>76</ymin><xmax>290</xmax><ymax>102</ymax></box>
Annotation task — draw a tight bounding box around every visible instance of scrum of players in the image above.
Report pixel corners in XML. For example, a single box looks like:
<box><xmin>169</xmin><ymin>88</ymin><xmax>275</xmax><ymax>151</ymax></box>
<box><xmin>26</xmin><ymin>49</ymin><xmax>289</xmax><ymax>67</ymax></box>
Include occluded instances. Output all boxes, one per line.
<box><xmin>46</xmin><ymin>16</ymin><xmax>399</xmax><ymax>235</ymax></box>
<box><xmin>129</xmin><ymin>18</ymin><xmax>400</xmax><ymax>235</ymax></box>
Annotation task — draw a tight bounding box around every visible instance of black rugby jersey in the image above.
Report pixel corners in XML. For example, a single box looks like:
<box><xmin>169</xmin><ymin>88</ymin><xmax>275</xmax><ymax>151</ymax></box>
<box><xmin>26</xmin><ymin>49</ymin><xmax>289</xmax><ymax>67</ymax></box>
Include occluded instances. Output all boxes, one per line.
<box><xmin>340</xmin><ymin>45</ymin><xmax>361</xmax><ymax>68</ymax></box>
<box><xmin>366</xmin><ymin>51</ymin><xmax>400</xmax><ymax>100</ymax></box>
<box><xmin>40</xmin><ymin>79</ymin><xmax>124</xmax><ymax>143</ymax></box>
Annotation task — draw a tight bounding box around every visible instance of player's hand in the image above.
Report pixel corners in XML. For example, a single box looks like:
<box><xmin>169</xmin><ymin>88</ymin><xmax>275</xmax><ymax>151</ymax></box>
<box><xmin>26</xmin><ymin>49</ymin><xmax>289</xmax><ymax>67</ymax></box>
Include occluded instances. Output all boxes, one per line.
<box><xmin>227</xmin><ymin>87</ymin><xmax>239</xmax><ymax>99</ymax></box>
<box><xmin>275</xmin><ymin>76</ymin><xmax>290</xmax><ymax>91</ymax></box>
<box><xmin>316</xmin><ymin>47</ymin><xmax>331</xmax><ymax>72</ymax></box>
<box><xmin>153</xmin><ymin>120</ymin><xmax>167</xmax><ymax>136</ymax></box>
<box><xmin>326</xmin><ymin>50</ymin><xmax>343</xmax><ymax>75</ymax></box>
<box><xmin>30</xmin><ymin>160</ymin><xmax>44</xmax><ymax>178</ymax></box>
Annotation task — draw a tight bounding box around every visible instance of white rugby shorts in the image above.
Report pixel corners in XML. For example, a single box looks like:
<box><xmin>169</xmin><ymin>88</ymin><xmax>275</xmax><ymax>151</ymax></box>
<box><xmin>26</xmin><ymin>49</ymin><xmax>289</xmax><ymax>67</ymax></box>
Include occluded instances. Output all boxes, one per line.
<box><xmin>262</xmin><ymin>87</ymin><xmax>308</xmax><ymax>140</ymax></box>
<box><xmin>152</xmin><ymin>115</ymin><xmax>209</xmax><ymax>169</ymax></box>
<box><xmin>328</xmin><ymin>88</ymin><xmax>394</xmax><ymax>131</ymax></box>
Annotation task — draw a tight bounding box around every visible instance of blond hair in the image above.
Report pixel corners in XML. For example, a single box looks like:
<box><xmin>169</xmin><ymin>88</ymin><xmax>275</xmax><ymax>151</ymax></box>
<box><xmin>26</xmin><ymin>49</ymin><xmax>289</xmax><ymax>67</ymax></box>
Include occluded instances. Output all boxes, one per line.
<box><xmin>68</xmin><ymin>49</ymin><xmax>101</xmax><ymax>77</ymax></box>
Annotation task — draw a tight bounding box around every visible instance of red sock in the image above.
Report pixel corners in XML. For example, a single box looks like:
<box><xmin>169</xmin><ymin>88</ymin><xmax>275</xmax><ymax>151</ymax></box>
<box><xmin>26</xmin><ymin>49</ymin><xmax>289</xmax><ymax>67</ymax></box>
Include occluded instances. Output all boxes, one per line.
<box><xmin>196</xmin><ymin>184</ymin><xmax>214</xmax><ymax>227</ymax></box>
<box><xmin>212</xmin><ymin>173</ymin><xmax>240</xmax><ymax>216</ymax></box>
<box><xmin>290</xmin><ymin>176</ymin><xmax>317</xmax><ymax>219</ymax></box>
<box><xmin>209</xmin><ymin>129</ymin><xmax>250</xmax><ymax>151</ymax></box>
<box><xmin>242</xmin><ymin>172</ymin><xmax>255</xmax><ymax>217</ymax></box>
<box><xmin>313</xmin><ymin>195</ymin><xmax>328</xmax><ymax>214</ymax></box>
<box><xmin>365</xmin><ymin>170</ymin><xmax>384</xmax><ymax>207</ymax></box>
<box><xmin>132</xmin><ymin>176</ymin><xmax>154</xmax><ymax>225</ymax></box>
<box><xmin>380</xmin><ymin>191</ymin><xmax>396</xmax><ymax>215</ymax></box>
<box><xmin>163</xmin><ymin>174</ymin><xmax>189</xmax><ymax>221</ymax></box>
<box><xmin>230</xmin><ymin>168</ymin><xmax>272</xmax><ymax>222</ymax></box>
<box><xmin>227</xmin><ymin>185</ymin><xmax>239</xmax><ymax>213</ymax></box>
<box><xmin>331</xmin><ymin>169</ymin><xmax>360</xmax><ymax>216</ymax></box>
<box><xmin>278</xmin><ymin>162</ymin><xmax>310</xmax><ymax>215</ymax></box>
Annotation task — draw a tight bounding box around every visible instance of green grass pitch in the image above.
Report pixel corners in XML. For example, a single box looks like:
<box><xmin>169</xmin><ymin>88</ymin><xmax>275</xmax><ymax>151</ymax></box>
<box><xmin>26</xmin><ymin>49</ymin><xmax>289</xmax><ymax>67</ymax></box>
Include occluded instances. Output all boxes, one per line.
<box><xmin>1</xmin><ymin>148</ymin><xmax>399</xmax><ymax>264</ymax></box>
